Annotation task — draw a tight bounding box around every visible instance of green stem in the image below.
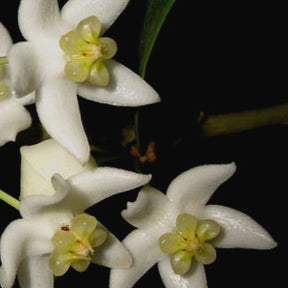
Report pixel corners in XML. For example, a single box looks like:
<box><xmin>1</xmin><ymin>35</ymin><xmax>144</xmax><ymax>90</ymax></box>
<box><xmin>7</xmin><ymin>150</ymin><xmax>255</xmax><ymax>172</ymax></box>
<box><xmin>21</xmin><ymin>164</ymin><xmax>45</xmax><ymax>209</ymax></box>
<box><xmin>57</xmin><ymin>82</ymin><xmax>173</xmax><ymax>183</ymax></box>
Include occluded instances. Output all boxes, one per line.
<box><xmin>0</xmin><ymin>189</ymin><xmax>20</xmax><ymax>210</ymax></box>
<box><xmin>0</xmin><ymin>56</ymin><xmax>8</xmax><ymax>65</ymax></box>
<box><xmin>201</xmin><ymin>102</ymin><xmax>288</xmax><ymax>137</ymax></box>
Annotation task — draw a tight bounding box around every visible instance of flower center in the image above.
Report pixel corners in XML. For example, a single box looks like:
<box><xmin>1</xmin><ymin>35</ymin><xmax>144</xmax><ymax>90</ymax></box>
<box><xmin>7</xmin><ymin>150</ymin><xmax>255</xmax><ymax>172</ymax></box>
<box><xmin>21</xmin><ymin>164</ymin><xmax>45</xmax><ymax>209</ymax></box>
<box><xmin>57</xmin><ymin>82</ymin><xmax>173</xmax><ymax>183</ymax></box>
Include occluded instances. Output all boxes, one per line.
<box><xmin>49</xmin><ymin>213</ymin><xmax>108</xmax><ymax>277</ymax></box>
<box><xmin>59</xmin><ymin>16</ymin><xmax>117</xmax><ymax>86</ymax></box>
<box><xmin>159</xmin><ymin>213</ymin><xmax>221</xmax><ymax>275</ymax></box>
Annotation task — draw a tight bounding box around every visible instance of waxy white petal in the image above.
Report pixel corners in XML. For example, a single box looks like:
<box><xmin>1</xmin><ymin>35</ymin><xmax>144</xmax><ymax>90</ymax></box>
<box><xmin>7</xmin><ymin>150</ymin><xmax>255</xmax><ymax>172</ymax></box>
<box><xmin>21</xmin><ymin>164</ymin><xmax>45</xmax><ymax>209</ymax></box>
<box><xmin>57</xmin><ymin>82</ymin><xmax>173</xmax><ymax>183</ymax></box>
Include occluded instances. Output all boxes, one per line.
<box><xmin>92</xmin><ymin>222</ymin><xmax>132</xmax><ymax>269</ymax></box>
<box><xmin>18</xmin><ymin>0</ymin><xmax>62</xmax><ymax>41</ymax></box>
<box><xmin>8</xmin><ymin>42</ymin><xmax>39</xmax><ymax>97</ymax></box>
<box><xmin>166</xmin><ymin>163</ymin><xmax>236</xmax><ymax>214</ymax></box>
<box><xmin>18</xmin><ymin>256</ymin><xmax>53</xmax><ymax>288</ymax></box>
<box><xmin>36</xmin><ymin>76</ymin><xmax>90</xmax><ymax>165</ymax></box>
<box><xmin>0</xmin><ymin>22</ymin><xmax>12</xmax><ymax>54</ymax></box>
<box><xmin>67</xmin><ymin>168</ymin><xmax>151</xmax><ymax>213</ymax></box>
<box><xmin>61</xmin><ymin>0</ymin><xmax>130</xmax><ymax>34</ymax></box>
<box><xmin>0</xmin><ymin>220</ymin><xmax>52</xmax><ymax>288</ymax></box>
<box><xmin>158</xmin><ymin>260</ymin><xmax>207</xmax><ymax>288</ymax></box>
<box><xmin>78</xmin><ymin>60</ymin><xmax>160</xmax><ymax>107</ymax></box>
<box><xmin>20</xmin><ymin>139</ymin><xmax>96</xmax><ymax>198</ymax></box>
<box><xmin>109</xmin><ymin>228</ymin><xmax>162</xmax><ymax>288</ymax></box>
<box><xmin>122</xmin><ymin>185</ymin><xmax>176</xmax><ymax>230</ymax></box>
<box><xmin>0</xmin><ymin>98</ymin><xmax>32</xmax><ymax>146</ymax></box>
<box><xmin>202</xmin><ymin>205</ymin><xmax>277</xmax><ymax>249</ymax></box>
<box><xmin>20</xmin><ymin>174</ymin><xmax>70</xmax><ymax>220</ymax></box>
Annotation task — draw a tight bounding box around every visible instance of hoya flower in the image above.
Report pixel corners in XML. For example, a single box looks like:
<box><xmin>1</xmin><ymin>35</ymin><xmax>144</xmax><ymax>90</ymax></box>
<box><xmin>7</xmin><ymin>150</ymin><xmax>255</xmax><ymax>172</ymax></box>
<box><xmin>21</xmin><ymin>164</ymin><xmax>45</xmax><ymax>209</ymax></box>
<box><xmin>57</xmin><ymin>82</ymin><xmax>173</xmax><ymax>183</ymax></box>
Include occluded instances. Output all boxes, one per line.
<box><xmin>0</xmin><ymin>139</ymin><xmax>151</xmax><ymax>288</ymax></box>
<box><xmin>0</xmin><ymin>22</ymin><xmax>33</xmax><ymax>146</ymax></box>
<box><xmin>8</xmin><ymin>0</ymin><xmax>160</xmax><ymax>164</ymax></box>
<box><xmin>110</xmin><ymin>163</ymin><xmax>277</xmax><ymax>288</ymax></box>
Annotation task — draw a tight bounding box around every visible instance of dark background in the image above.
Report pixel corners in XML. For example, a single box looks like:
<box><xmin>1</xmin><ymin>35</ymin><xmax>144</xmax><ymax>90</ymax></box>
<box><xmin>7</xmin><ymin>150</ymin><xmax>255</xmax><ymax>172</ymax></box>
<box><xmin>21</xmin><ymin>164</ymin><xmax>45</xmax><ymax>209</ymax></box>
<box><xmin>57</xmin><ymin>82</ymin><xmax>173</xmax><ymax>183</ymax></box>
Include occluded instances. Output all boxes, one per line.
<box><xmin>0</xmin><ymin>1</ymin><xmax>285</xmax><ymax>287</ymax></box>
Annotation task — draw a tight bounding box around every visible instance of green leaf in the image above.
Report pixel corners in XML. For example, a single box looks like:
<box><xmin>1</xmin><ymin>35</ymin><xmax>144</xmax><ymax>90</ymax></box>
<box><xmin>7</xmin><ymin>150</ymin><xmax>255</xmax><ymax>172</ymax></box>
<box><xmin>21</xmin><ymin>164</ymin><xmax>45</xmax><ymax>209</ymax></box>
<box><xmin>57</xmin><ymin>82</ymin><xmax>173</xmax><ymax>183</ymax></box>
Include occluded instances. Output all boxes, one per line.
<box><xmin>139</xmin><ymin>0</ymin><xmax>176</xmax><ymax>78</ymax></box>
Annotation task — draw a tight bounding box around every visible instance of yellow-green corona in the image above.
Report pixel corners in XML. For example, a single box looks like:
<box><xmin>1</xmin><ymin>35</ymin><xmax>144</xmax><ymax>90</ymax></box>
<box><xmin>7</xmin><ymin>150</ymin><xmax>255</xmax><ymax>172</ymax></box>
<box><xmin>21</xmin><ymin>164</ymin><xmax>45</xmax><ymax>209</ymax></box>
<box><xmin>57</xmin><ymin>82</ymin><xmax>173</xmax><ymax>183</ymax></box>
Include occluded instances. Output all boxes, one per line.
<box><xmin>159</xmin><ymin>213</ymin><xmax>221</xmax><ymax>275</ymax></box>
<box><xmin>60</xmin><ymin>16</ymin><xmax>117</xmax><ymax>86</ymax></box>
<box><xmin>49</xmin><ymin>213</ymin><xmax>108</xmax><ymax>276</ymax></box>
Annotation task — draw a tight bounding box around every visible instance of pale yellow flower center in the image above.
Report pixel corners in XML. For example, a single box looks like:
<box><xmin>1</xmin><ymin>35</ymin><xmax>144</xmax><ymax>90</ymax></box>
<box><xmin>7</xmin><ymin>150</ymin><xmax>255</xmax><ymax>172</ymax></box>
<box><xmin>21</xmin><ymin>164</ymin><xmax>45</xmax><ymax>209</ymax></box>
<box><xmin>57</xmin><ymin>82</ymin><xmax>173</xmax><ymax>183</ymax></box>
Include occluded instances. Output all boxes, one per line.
<box><xmin>49</xmin><ymin>213</ymin><xmax>108</xmax><ymax>277</ymax></box>
<box><xmin>159</xmin><ymin>213</ymin><xmax>221</xmax><ymax>275</ymax></box>
<box><xmin>59</xmin><ymin>16</ymin><xmax>117</xmax><ymax>86</ymax></box>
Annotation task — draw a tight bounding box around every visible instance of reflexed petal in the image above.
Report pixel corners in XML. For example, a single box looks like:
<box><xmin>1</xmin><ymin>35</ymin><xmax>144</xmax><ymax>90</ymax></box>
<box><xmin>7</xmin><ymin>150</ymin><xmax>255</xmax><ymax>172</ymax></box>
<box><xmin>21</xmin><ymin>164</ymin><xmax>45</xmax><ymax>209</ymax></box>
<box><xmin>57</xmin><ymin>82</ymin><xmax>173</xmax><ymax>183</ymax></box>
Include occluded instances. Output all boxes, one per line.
<box><xmin>78</xmin><ymin>59</ymin><xmax>160</xmax><ymax>106</ymax></box>
<box><xmin>71</xmin><ymin>259</ymin><xmax>90</xmax><ymax>272</ymax></box>
<box><xmin>61</xmin><ymin>0</ymin><xmax>130</xmax><ymax>34</ymax></box>
<box><xmin>20</xmin><ymin>174</ymin><xmax>71</xmax><ymax>219</ymax></box>
<box><xmin>71</xmin><ymin>213</ymin><xmax>97</xmax><ymax>239</ymax></box>
<box><xmin>176</xmin><ymin>214</ymin><xmax>198</xmax><ymax>238</ymax></box>
<box><xmin>99</xmin><ymin>38</ymin><xmax>117</xmax><ymax>59</ymax></box>
<box><xmin>59</xmin><ymin>30</ymin><xmax>84</xmax><ymax>54</ymax></box>
<box><xmin>66</xmin><ymin>167</ymin><xmax>151</xmax><ymax>213</ymax></box>
<box><xmin>35</xmin><ymin>75</ymin><xmax>90</xmax><ymax>165</ymax></box>
<box><xmin>159</xmin><ymin>233</ymin><xmax>184</xmax><ymax>254</ymax></box>
<box><xmin>92</xmin><ymin>222</ymin><xmax>132</xmax><ymax>269</ymax></box>
<box><xmin>0</xmin><ymin>22</ymin><xmax>13</xmax><ymax>54</ymax></box>
<box><xmin>20</xmin><ymin>139</ymin><xmax>96</xmax><ymax>199</ymax></box>
<box><xmin>90</xmin><ymin>228</ymin><xmax>108</xmax><ymax>248</ymax></box>
<box><xmin>0</xmin><ymin>98</ymin><xmax>32</xmax><ymax>146</ymax></box>
<box><xmin>18</xmin><ymin>256</ymin><xmax>54</xmax><ymax>288</ymax></box>
<box><xmin>88</xmin><ymin>60</ymin><xmax>109</xmax><ymax>86</ymax></box>
<box><xmin>18</xmin><ymin>0</ymin><xmax>63</xmax><ymax>41</ymax></box>
<box><xmin>202</xmin><ymin>205</ymin><xmax>277</xmax><ymax>249</ymax></box>
<box><xmin>49</xmin><ymin>252</ymin><xmax>71</xmax><ymax>276</ymax></box>
<box><xmin>158</xmin><ymin>259</ymin><xmax>208</xmax><ymax>288</ymax></box>
<box><xmin>109</xmin><ymin>228</ymin><xmax>162</xmax><ymax>288</ymax></box>
<box><xmin>197</xmin><ymin>219</ymin><xmax>221</xmax><ymax>242</ymax></box>
<box><xmin>121</xmin><ymin>185</ymin><xmax>175</xmax><ymax>230</ymax></box>
<box><xmin>8</xmin><ymin>42</ymin><xmax>39</xmax><ymax>97</ymax></box>
<box><xmin>76</xmin><ymin>16</ymin><xmax>101</xmax><ymax>42</ymax></box>
<box><xmin>195</xmin><ymin>243</ymin><xmax>216</xmax><ymax>265</ymax></box>
<box><xmin>170</xmin><ymin>251</ymin><xmax>192</xmax><ymax>275</ymax></box>
<box><xmin>0</xmin><ymin>220</ymin><xmax>52</xmax><ymax>288</ymax></box>
<box><xmin>166</xmin><ymin>163</ymin><xmax>236</xmax><ymax>215</ymax></box>
<box><xmin>65</xmin><ymin>60</ymin><xmax>90</xmax><ymax>83</ymax></box>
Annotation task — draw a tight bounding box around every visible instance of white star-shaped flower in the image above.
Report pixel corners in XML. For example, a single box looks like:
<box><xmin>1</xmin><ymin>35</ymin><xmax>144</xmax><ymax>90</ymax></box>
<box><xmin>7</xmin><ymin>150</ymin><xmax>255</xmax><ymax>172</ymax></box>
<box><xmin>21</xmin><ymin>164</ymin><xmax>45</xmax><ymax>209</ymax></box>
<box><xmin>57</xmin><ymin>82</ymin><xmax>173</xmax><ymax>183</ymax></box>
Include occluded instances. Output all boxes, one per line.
<box><xmin>8</xmin><ymin>0</ymin><xmax>160</xmax><ymax>164</ymax></box>
<box><xmin>0</xmin><ymin>22</ymin><xmax>33</xmax><ymax>146</ymax></box>
<box><xmin>110</xmin><ymin>163</ymin><xmax>277</xmax><ymax>288</ymax></box>
<box><xmin>0</xmin><ymin>139</ymin><xmax>151</xmax><ymax>288</ymax></box>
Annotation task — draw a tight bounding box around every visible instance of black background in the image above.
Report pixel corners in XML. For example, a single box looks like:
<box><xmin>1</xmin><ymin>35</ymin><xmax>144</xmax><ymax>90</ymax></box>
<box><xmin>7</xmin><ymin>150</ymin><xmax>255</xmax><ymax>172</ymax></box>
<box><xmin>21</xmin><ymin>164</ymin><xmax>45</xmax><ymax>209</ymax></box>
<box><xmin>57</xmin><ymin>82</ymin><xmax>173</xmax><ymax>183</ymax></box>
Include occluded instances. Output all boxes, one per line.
<box><xmin>0</xmin><ymin>1</ymin><xmax>285</xmax><ymax>287</ymax></box>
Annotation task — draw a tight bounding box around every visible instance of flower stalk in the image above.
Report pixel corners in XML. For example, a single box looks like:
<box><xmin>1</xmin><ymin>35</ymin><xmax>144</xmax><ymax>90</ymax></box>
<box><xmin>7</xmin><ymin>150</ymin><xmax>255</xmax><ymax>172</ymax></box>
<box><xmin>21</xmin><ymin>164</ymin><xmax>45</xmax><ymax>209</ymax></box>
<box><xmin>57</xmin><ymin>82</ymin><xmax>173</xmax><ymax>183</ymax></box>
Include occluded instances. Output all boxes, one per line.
<box><xmin>201</xmin><ymin>102</ymin><xmax>288</xmax><ymax>137</ymax></box>
<box><xmin>0</xmin><ymin>56</ymin><xmax>8</xmax><ymax>66</ymax></box>
<box><xmin>0</xmin><ymin>189</ymin><xmax>20</xmax><ymax>210</ymax></box>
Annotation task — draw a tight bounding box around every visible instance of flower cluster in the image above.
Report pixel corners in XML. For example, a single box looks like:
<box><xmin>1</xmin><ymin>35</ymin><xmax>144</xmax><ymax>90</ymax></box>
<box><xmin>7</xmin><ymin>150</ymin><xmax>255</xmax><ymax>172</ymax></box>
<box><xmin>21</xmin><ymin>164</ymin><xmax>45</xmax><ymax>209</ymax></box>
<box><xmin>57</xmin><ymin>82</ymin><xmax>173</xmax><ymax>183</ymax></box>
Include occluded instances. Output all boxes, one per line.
<box><xmin>0</xmin><ymin>1</ymin><xmax>277</xmax><ymax>288</ymax></box>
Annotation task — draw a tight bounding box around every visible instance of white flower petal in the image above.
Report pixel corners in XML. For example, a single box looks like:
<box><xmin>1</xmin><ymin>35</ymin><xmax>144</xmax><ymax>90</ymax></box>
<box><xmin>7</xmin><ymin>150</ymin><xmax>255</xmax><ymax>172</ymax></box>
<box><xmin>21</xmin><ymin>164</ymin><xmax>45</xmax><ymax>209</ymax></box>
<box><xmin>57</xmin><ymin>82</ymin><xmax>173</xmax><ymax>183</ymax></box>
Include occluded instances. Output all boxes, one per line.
<box><xmin>166</xmin><ymin>163</ymin><xmax>236</xmax><ymax>215</ymax></box>
<box><xmin>109</xmin><ymin>228</ymin><xmax>162</xmax><ymax>288</ymax></box>
<box><xmin>122</xmin><ymin>185</ymin><xmax>176</xmax><ymax>229</ymax></box>
<box><xmin>61</xmin><ymin>0</ymin><xmax>129</xmax><ymax>34</ymax></box>
<box><xmin>18</xmin><ymin>0</ymin><xmax>62</xmax><ymax>41</ymax></box>
<box><xmin>8</xmin><ymin>42</ymin><xmax>39</xmax><ymax>97</ymax></box>
<box><xmin>202</xmin><ymin>205</ymin><xmax>277</xmax><ymax>249</ymax></box>
<box><xmin>20</xmin><ymin>139</ymin><xmax>96</xmax><ymax>199</ymax></box>
<box><xmin>158</xmin><ymin>260</ymin><xmax>207</xmax><ymax>288</ymax></box>
<box><xmin>78</xmin><ymin>60</ymin><xmax>160</xmax><ymax>107</ymax></box>
<box><xmin>18</xmin><ymin>256</ymin><xmax>53</xmax><ymax>288</ymax></box>
<box><xmin>0</xmin><ymin>220</ymin><xmax>52</xmax><ymax>288</ymax></box>
<box><xmin>19</xmin><ymin>174</ymin><xmax>69</xmax><ymax>219</ymax></box>
<box><xmin>0</xmin><ymin>22</ymin><xmax>12</xmax><ymax>54</ymax></box>
<box><xmin>0</xmin><ymin>98</ymin><xmax>32</xmax><ymax>146</ymax></box>
<box><xmin>36</xmin><ymin>76</ymin><xmax>90</xmax><ymax>165</ymax></box>
<box><xmin>66</xmin><ymin>167</ymin><xmax>151</xmax><ymax>213</ymax></box>
<box><xmin>92</xmin><ymin>222</ymin><xmax>132</xmax><ymax>269</ymax></box>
